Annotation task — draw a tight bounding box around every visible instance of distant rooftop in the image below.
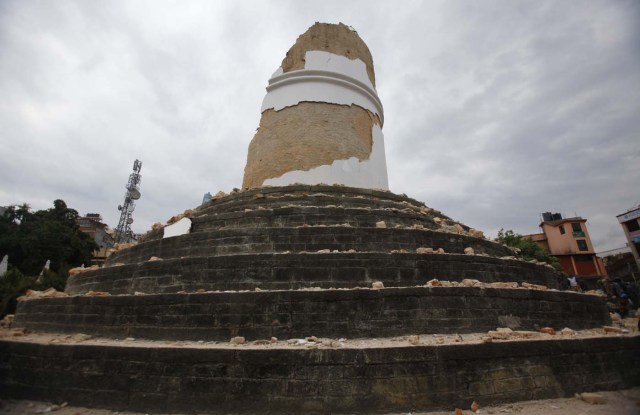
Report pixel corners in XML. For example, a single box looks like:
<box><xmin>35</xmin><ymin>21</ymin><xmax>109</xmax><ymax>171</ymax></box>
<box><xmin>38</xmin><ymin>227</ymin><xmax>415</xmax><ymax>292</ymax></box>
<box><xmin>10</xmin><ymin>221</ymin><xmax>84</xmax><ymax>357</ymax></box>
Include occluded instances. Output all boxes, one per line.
<box><xmin>540</xmin><ymin>212</ymin><xmax>585</xmax><ymax>227</ymax></box>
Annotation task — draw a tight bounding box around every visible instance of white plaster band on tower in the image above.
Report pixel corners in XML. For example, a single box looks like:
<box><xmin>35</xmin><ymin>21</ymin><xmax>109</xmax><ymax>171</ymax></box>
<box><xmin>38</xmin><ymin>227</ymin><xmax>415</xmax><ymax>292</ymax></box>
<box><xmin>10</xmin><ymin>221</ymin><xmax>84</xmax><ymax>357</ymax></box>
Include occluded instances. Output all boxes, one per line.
<box><xmin>261</xmin><ymin>51</ymin><xmax>384</xmax><ymax>124</ymax></box>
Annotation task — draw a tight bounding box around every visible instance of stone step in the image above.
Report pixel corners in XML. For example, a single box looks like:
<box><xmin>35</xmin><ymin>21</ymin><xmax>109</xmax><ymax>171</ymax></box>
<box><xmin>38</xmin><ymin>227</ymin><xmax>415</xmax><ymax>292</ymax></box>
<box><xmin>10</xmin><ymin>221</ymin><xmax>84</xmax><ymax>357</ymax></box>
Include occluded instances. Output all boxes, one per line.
<box><xmin>66</xmin><ymin>252</ymin><xmax>561</xmax><ymax>295</ymax></box>
<box><xmin>195</xmin><ymin>187</ymin><xmax>450</xmax><ymax>224</ymax></box>
<box><xmin>191</xmin><ymin>205</ymin><xmax>441</xmax><ymax>233</ymax></box>
<box><xmin>198</xmin><ymin>185</ymin><xmax>430</xmax><ymax>214</ymax></box>
<box><xmin>198</xmin><ymin>193</ymin><xmax>428</xmax><ymax>216</ymax></box>
<box><xmin>1</xmin><ymin>335</ymin><xmax>638</xmax><ymax>413</ymax></box>
<box><xmin>14</xmin><ymin>287</ymin><xmax>611</xmax><ymax>342</ymax></box>
<box><xmin>107</xmin><ymin>227</ymin><xmax>511</xmax><ymax>266</ymax></box>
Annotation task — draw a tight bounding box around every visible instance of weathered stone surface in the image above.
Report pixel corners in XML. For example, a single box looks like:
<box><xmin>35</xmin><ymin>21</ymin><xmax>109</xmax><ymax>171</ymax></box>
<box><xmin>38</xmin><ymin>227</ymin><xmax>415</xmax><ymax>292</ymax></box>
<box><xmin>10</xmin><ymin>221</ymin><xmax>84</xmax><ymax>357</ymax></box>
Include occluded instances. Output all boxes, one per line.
<box><xmin>468</xmin><ymin>229</ymin><xmax>484</xmax><ymax>238</ymax></box>
<box><xmin>0</xmin><ymin>314</ymin><xmax>13</xmax><ymax>328</ymax></box>
<box><xmin>280</xmin><ymin>22</ymin><xmax>376</xmax><ymax>86</ymax></box>
<box><xmin>101</xmin><ymin>227</ymin><xmax>515</xmax><ymax>267</ymax></box>
<box><xmin>14</xmin><ymin>286</ymin><xmax>611</xmax><ymax>341</ymax></box>
<box><xmin>539</xmin><ymin>327</ymin><xmax>556</xmax><ymax>335</ymax></box>
<box><xmin>578</xmin><ymin>392</ymin><xmax>607</xmax><ymax>404</ymax></box>
<box><xmin>243</xmin><ymin>104</ymin><xmax>380</xmax><ymax>188</ymax></box>
<box><xmin>230</xmin><ymin>336</ymin><xmax>246</xmax><ymax>345</ymax></box>
<box><xmin>1</xmin><ymin>336</ymin><xmax>638</xmax><ymax>413</ymax></box>
<box><xmin>66</xmin><ymin>251</ymin><xmax>564</xmax><ymax>296</ymax></box>
<box><xmin>17</xmin><ymin>288</ymin><xmax>68</xmax><ymax>302</ymax></box>
<box><xmin>417</xmin><ymin>247</ymin><xmax>434</xmax><ymax>254</ymax></box>
<box><xmin>489</xmin><ymin>328</ymin><xmax>513</xmax><ymax>340</ymax></box>
<box><xmin>68</xmin><ymin>265</ymin><xmax>98</xmax><ymax>277</ymax></box>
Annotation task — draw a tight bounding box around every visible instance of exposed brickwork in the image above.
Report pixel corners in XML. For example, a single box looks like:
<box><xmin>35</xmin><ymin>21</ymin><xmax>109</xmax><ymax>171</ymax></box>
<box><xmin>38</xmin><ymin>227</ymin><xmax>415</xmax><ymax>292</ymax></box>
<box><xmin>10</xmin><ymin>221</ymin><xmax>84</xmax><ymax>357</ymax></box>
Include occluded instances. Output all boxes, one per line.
<box><xmin>104</xmin><ymin>227</ymin><xmax>513</xmax><ymax>265</ymax></box>
<box><xmin>243</xmin><ymin>104</ymin><xmax>380</xmax><ymax>189</ymax></box>
<box><xmin>191</xmin><ymin>206</ymin><xmax>442</xmax><ymax>233</ymax></box>
<box><xmin>66</xmin><ymin>252</ymin><xmax>562</xmax><ymax>295</ymax></box>
<box><xmin>1</xmin><ymin>337</ymin><xmax>638</xmax><ymax>413</ymax></box>
<box><xmin>280</xmin><ymin>22</ymin><xmax>376</xmax><ymax>86</ymax></box>
<box><xmin>199</xmin><ymin>185</ymin><xmax>431</xmax><ymax>212</ymax></box>
<box><xmin>14</xmin><ymin>287</ymin><xmax>610</xmax><ymax>341</ymax></box>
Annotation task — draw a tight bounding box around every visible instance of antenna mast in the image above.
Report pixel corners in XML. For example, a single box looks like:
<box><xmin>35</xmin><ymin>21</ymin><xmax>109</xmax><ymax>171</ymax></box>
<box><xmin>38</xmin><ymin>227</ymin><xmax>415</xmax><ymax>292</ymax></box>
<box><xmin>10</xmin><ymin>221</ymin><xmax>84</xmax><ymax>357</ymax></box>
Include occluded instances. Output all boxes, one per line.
<box><xmin>114</xmin><ymin>159</ymin><xmax>142</xmax><ymax>244</ymax></box>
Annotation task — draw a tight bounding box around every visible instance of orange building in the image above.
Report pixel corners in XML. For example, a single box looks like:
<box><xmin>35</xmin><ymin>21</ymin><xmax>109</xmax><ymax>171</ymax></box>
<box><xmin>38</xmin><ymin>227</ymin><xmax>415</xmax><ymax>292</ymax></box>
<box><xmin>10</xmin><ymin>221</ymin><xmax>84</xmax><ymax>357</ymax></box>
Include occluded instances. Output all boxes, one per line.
<box><xmin>524</xmin><ymin>212</ymin><xmax>606</xmax><ymax>279</ymax></box>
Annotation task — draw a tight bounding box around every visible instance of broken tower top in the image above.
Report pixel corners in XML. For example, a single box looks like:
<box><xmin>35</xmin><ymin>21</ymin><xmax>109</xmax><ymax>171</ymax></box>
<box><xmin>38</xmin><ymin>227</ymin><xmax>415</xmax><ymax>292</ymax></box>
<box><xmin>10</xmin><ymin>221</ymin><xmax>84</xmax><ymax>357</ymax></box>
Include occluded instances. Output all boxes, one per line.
<box><xmin>280</xmin><ymin>22</ymin><xmax>376</xmax><ymax>87</ymax></box>
<box><xmin>242</xmin><ymin>22</ymin><xmax>388</xmax><ymax>190</ymax></box>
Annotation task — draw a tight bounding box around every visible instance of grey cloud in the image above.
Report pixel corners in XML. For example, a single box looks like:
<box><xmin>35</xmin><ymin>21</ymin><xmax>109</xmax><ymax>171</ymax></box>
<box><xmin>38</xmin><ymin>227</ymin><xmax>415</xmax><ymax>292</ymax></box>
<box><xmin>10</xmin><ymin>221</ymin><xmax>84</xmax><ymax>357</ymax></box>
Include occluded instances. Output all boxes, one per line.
<box><xmin>0</xmin><ymin>0</ymin><xmax>638</xmax><ymax>254</ymax></box>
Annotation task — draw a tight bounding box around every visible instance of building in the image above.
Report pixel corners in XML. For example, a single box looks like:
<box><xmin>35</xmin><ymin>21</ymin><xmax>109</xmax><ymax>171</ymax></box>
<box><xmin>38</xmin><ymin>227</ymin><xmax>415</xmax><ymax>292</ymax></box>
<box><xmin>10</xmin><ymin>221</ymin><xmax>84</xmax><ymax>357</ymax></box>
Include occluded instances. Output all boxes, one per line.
<box><xmin>78</xmin><ymin>213</ymin><xmax>114</xmax><ymax>266</ymax></box>
<box><xmin>604</xmin><ymin>250</ymin><xmax>639</xmax><ymax>285</ymax></box>
<box><xmin>616</xmin><ymin>205</ymin><xmax>640</xmax><ymax>270</ymax></box>
<box><xmin>525</xmin><ymin>212</ymin><xmax>606</xmax><ymax>279</ymax></box>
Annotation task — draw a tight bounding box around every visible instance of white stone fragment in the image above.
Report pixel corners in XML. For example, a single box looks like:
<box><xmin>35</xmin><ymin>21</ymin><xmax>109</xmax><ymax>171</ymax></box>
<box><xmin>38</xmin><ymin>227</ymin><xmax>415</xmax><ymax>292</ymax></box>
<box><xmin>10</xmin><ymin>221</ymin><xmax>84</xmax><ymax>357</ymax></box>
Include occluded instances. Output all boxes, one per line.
<box><xmin>163</xmin><ymin>217</ymin><xmax>192</xmax><ymax>238</ymax></box>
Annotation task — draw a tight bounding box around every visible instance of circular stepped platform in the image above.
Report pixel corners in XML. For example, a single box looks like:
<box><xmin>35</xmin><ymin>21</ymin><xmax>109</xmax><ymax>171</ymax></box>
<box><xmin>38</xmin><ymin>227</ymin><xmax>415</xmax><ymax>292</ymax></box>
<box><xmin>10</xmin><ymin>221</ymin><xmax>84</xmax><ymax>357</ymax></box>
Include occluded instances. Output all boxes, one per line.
<box><xmin>191</xmin><ymin>205</ymin><xmax>441</xmax><ymax>231</ymax></box>
<box><xmin>14</xmin><ymin>287</ymin><xmax>610</xmax><ymax>341</ymax></box>
<box><xmin>74</xmin><ymin>185</ymin><xmax>558</xmax><ymax>296</ymax></box>
<box><xmin>1</xmin><ymin>334</ymin><xmax>638</xmax><ymax>414</ymax></box>
<box><xmin>66</xmin><ymin>252</ymin><xmax>561</xmax><ymax>295</ymax></box>
<box><xmin>105</xmin><ymin>227</ymin><xmax>512</xmax><ymax>264</ymax></box>
<box><xmin>5</xmin><ymin>184</ymin><xmax>635</xmax><ymax>414</ymax></box>
<box><xmin>195</xmin><ymin>185</ymin><xmax>438</xmax><ymax>215</ymax></box>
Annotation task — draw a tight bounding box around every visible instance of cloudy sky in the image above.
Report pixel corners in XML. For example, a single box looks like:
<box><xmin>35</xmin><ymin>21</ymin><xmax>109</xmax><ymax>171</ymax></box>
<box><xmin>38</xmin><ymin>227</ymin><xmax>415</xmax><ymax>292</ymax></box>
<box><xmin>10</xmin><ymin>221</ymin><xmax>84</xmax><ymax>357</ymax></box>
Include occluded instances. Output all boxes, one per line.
<box><xmin>1</xmin><ymin>0</ymin><xmax>638</xmax><ymax>253</ymax></box>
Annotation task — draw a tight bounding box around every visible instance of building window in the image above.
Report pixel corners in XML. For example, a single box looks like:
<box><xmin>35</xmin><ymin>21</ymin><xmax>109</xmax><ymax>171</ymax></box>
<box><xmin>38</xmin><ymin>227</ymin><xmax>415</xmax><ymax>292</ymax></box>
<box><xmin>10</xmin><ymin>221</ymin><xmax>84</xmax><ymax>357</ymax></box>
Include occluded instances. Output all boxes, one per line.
<box><xmin>559</xmin><ymin>225</ymin><xmax>565</xmax><ymax>235</ymax></box>
<box><xmin>576</xmin><ymin>239</ymin><xmax>588</xmax><ymax>251</ymax></box>
<box><xmin>572</xmin><ymin>222</ymin><xmax>585</xmax><ymax>237</ymax></box>
<box><xmin>626</xmin><ymin>219</ymin><xmax>640</xmax><ymax>233</ymax></box>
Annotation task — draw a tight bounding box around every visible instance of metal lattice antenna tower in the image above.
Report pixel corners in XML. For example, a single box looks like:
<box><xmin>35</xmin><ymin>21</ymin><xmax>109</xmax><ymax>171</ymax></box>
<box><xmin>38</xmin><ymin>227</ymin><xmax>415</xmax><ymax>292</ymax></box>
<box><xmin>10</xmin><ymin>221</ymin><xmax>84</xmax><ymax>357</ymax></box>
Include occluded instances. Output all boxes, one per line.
<box><xmin>114</xmin><ymin>160</ymin><xmax>142</xmax><ymax>244</ymax></box>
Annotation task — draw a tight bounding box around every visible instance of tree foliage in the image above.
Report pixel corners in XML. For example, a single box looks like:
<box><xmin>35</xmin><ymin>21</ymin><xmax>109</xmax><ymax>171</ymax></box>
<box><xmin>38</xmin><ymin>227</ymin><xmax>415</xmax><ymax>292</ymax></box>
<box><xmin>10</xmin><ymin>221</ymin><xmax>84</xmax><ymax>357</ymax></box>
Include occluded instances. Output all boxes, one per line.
<box><xmin>0</xmin><ymin>200</ymin><xmax>98</xmax><ymax>317</ymax></box>
<box><xmin>0</xmin><ymin>268</ymin><xmax>34</xmax><ymax>318</ymax></box>
<box><xmin>0</xmin><ymin>268</ymin><xmax>67</xmax><ymax>318</ymax></box>
<box><xmin>495</xmin><ymin>229</ymin><xmax>561</xmax><ymax>271</ymax></box>
<box><xmin>0</xmin><ymin>199</ymin><xmax>98</xmax><ymax>276</ymax></box>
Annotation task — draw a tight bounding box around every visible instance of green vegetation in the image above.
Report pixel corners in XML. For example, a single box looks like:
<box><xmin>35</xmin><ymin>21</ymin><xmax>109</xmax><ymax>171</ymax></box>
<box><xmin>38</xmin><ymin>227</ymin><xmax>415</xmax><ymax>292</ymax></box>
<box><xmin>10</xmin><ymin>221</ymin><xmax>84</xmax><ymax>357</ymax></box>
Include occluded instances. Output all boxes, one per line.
<box><xmin>0</xmin><ymin>268</ymin><xmax>33</xmax><ymax>319</ymax></box>
<box><xmin>495</xmin><ymin>228</ymin><xmax>561</xmax><ymax>271</ymax></box>
<box><xmin>0</xmin><ymin>200</ymin><xmax>98</xmax><ymax>317</ymax></box>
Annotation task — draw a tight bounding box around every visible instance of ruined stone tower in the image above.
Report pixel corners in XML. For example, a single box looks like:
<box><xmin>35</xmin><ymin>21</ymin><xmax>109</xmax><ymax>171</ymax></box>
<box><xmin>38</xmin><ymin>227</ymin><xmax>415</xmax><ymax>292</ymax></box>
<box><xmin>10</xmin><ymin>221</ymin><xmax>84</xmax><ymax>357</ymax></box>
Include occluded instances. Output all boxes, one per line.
<box><xmin>243</xmin><ymin>23</ymin><xmax>388</xmax><ymax>190</ymax></box>
<box><xmin>2</xmin><ymin>23</ymin><xmax>638</xmax><ymax>415</ymax></box>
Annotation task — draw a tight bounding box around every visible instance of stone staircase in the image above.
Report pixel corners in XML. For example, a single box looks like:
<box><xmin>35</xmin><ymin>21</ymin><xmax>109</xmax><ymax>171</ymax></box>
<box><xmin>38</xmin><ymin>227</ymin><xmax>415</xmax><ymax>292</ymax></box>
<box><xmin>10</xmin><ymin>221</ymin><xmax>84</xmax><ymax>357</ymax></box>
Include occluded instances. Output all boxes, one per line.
<box><xmin>1</xmin><ymin>185</ymin><xmax>638</xmax><ymax>414</ymax></box>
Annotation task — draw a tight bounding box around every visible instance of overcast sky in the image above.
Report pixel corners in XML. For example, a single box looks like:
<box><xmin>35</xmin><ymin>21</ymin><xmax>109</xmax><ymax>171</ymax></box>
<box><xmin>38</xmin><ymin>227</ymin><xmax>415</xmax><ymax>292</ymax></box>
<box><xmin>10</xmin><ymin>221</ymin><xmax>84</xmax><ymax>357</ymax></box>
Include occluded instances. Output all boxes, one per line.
<box><xmin>1</xmin><ymin>0</ymin><xmax>638</xmax><ymax>253</ymax></box>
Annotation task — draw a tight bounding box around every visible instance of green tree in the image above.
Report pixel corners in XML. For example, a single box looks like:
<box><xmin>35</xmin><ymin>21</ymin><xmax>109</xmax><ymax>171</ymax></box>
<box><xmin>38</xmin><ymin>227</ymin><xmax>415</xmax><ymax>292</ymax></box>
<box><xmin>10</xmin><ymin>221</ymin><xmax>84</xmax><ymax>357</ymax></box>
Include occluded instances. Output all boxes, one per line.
<box><xmin>0</xmin><ymin>268</ymin><xmax>35</xmax><ymax>318</ymax></box>
<box><xmin>0</xmin><ymin>200</ymin><xmax>98</xmax><ymax>318</ymax></box>
<box><xmin>0</xmin><ymin>199</ymin><xmax>98</xmax><ymax>276</ymax></box>
<box><xmin>495</xmin><ymin>228</ymin><xmax>561</xmax><ymax>271</ymax></box>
